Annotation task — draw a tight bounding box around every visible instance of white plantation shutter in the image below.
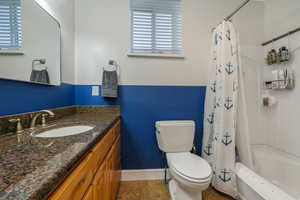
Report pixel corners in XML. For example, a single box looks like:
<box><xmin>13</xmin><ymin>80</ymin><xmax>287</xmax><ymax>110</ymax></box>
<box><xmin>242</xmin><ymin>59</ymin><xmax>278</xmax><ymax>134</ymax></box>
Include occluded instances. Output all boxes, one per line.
<box><xmin>130</xmin><ymin>0</ymin><xmax>182</xmax><ymax>54</ymax></box>
<box><xmin>0</xmin><ymin>0</ymin><xmax>22</xmax><ymax>51</ymax></box>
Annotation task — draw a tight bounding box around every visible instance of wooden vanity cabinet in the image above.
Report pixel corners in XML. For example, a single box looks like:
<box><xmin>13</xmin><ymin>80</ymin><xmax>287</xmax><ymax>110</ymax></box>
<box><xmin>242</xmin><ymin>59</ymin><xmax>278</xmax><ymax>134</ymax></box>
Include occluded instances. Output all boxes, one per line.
<box><xmin>49</xmin><ymin>120</ymin><xmax>121</xmax><ymax>200</ymax></box>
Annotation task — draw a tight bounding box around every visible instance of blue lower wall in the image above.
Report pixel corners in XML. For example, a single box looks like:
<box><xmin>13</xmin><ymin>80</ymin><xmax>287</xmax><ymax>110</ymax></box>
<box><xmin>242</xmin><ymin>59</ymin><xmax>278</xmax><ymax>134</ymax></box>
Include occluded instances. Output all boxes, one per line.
<box><xmin>0</xmin><ymin>79</ymin><xmax>75</xmax><ymax>116</ymax></box>
<box><xmin>75</xmin><ymin>85</ymin><xmax>206</xmax><ymax>170</ymax></box>
<box><xmin>0</xmin><ymin>80</ymin><xmax>206</xmax><ymax>170</ymax></box>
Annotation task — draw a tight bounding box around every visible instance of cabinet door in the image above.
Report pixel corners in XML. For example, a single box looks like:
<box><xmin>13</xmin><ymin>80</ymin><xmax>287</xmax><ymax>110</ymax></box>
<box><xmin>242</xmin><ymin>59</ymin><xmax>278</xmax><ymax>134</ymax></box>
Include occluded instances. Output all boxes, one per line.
<box><xmin>113</xmin><ymin>120</ymin><xmax>121</xmax><ymax>140</ymax></box>
<box><xmin>93</xmin><ymin>161</ymin><xmax>107</xmax><ymax>200</ymax></box>
<box><xmin>106</xmin><ymin>149</ymin><xmax>114</xmax><ymax>200</ymax></box>
<box><xmin>112</xmin><ymin>136</ymin><xmax>121</xmax><ymax>198</ymax></box>
<box><xmin>92</xmin><ymin>128</ymin><xmax>114</xmax><ymax>174</ymax></box>
<box><xmin>82</xmin><ymin>186</ymin><xmax>93</xmax><ymax>200</ymax></box>
<box><xmin>49</xmin><ymin>153</ymin><xmax>94</xmax><ymax>200</ymax></box>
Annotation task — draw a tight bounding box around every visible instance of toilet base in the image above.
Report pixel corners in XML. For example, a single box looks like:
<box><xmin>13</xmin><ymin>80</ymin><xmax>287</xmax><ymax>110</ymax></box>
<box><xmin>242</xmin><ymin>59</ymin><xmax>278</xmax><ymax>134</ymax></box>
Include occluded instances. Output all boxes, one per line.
<box><xmin>169</xmin><ymin>179</ymin><xmax>177</xmax><ymax>199</ymax></box>
<box><xmin>169</xmin><ymin>179</ymin><xmax>203</xmax><ymax>200</ymax></box>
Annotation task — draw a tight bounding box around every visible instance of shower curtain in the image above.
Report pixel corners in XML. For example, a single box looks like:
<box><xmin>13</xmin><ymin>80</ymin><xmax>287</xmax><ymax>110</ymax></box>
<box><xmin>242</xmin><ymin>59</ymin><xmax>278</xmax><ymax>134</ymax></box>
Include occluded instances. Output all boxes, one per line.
<box><xmin>202</xmin><ymin>21</ymin><xmax>239</xmax><ymax>198</ymax></box>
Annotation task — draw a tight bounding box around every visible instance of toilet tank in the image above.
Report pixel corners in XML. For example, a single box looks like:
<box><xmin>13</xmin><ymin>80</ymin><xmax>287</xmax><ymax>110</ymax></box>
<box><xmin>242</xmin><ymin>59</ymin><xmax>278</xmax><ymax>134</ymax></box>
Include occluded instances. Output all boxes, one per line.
<box><xmin>155</xmin><ymin>121</ymin><xmax>195</xmax><ymax>153</ymax></box>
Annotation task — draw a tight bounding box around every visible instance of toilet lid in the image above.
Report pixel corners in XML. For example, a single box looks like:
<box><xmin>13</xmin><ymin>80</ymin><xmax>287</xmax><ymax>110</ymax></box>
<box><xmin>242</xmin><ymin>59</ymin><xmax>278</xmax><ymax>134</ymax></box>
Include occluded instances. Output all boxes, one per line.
<box><xmin>167</xmin><ymin>152</ymin><xmax>212</xmax><ymax>180</ymax></box>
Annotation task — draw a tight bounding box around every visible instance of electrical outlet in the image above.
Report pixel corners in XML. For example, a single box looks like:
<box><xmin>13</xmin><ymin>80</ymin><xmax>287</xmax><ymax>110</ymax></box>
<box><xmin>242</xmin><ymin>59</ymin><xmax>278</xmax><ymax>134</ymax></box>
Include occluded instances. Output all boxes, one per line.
<box><xmin>92</xmin><ymin>86</ymin><xmax>99</xmax><ymax>96</ymax></box>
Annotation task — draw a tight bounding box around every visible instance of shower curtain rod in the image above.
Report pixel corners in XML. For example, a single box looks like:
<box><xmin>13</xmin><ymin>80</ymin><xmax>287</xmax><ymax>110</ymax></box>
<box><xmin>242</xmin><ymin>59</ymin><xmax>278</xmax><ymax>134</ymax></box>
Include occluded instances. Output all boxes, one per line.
<box><xmin>261</xmin><ymin>27</ymin><xmax>300</xmax><ymax>46</ymax></box>
<box><xmin>224</xmin><ymin>0</ymin><xmax>250</xmax><ymax>21</ymax></box>
<box><xmin>212</xmin><ymin>0</ymin><xmax>250</xmax><ymax>32</ymax></box>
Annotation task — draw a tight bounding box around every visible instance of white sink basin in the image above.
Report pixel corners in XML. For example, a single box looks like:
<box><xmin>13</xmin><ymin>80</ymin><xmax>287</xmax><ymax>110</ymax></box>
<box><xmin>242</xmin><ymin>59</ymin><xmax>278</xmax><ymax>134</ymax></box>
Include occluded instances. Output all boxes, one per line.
<box><xmin>33</xmin><ymin>125</ymin><xmax>95</xmax><ymax>138</ymax></box>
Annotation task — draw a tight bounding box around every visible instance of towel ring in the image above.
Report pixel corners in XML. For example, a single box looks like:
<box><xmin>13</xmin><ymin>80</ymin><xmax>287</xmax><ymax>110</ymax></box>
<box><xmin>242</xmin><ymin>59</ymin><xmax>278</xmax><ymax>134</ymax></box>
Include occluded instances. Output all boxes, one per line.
<box><xmin>102</xmin><ymin>60</ymin><xmax>120</xmax><ymax>76</ymax></box>
<box><xmin>32</xmin><ymin>59</ymin><xmax>47</xmax><ymax>70</ymax></box>
<box><xmin>102</xmin><ymin>65</ymin><xmax>118</xmax><ymax>72</ymax></box>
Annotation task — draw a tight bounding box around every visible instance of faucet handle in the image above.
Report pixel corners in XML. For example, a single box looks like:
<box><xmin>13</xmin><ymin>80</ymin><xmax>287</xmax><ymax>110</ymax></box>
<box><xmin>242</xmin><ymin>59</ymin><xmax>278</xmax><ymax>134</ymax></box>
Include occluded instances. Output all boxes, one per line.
<box><xmin>8</xmin><ymin>118</ymin><xmax>23</xmax><ymax>133</ymax></box>
<box><xmin>41</xmin><ymin>114</ymin><xmax>50</xmax><ymax>127</ymax></box>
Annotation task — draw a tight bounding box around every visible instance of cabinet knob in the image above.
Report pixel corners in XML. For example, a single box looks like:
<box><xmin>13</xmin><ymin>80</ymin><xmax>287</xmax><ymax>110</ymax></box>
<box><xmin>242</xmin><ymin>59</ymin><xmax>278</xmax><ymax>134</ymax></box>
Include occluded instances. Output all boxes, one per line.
<box><xmin>78</xmin><ymin>177</ymin><xmax>86</xmax><ymax>186</ymax></box>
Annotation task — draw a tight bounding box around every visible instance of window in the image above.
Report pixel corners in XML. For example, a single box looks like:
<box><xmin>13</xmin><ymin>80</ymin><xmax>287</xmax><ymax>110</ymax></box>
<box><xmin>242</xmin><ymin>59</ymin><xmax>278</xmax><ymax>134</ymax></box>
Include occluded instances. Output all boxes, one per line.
<box><xmin>130</xmin><ymin>0</ymin><xmax>182</xmax><ymax>55</ymax></box>
<box><xmin>0</xmin><ymin>0</ymin><xmax>22</xmax><ymax>51</ymax></box>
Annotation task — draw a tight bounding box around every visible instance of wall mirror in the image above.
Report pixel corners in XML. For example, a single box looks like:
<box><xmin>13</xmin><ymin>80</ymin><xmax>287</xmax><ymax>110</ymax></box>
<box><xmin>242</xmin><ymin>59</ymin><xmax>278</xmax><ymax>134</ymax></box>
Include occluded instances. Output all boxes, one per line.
<box><xmin>0</xmin><ymin>0</ymin><xmax>61</xmax><ymax>86</ymax></box>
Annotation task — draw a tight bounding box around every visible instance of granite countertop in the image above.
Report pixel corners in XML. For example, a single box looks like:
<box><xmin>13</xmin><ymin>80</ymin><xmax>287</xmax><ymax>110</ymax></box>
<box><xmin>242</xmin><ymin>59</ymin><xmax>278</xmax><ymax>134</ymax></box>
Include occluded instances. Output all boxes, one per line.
<box><xmin>0</xmin><ymin>108</ymin><xmax>120</xmax><ymax>200</ymax></box>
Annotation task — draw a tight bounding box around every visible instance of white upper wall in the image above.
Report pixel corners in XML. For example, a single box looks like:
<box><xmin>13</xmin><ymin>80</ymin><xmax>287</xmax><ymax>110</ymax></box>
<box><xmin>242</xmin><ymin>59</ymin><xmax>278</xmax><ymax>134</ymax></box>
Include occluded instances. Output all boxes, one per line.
<box><xmin>35</xmin><ymin>0</ymin><xmax>75</xmax><ymax>84</ymax></box>
<box><xmin>261</xmin><ymin>0</ymin><xmax>300</xmax><ymax>157</ymax></box>
<box><xmin>264</xmin><ymin>0</ymin><xmax>300</xmax><ymax>41</ymax></box>
<box><xmin>75</xmin><ymin>0</ymin><xmax>256</xmax><ymax>86</ymax></box>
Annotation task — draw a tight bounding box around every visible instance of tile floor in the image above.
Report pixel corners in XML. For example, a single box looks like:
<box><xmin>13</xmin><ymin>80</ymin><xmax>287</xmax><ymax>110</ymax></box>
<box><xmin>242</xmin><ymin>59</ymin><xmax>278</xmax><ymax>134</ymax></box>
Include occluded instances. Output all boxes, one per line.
<box><xmin>117</xmin><ymin>180</ymin><xmax>234</xmax><ymax>200</ymax></box>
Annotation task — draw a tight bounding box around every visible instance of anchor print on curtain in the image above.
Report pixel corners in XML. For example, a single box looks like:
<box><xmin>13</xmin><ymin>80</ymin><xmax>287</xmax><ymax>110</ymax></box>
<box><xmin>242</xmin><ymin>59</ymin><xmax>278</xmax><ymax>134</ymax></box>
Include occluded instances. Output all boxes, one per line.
<box><xmin>202</xmin><ymin>21</ymin><xmax>239</xmax><ymax>198</ymax></box>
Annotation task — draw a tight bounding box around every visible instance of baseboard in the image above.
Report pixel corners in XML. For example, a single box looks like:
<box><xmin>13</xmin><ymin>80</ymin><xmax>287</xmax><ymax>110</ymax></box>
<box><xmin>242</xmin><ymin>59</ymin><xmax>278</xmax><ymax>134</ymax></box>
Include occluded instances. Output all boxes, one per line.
<box><xmin>121</xmin><ymin>169</ymin><xmax>168</xmax><ymax>181</ymax></box>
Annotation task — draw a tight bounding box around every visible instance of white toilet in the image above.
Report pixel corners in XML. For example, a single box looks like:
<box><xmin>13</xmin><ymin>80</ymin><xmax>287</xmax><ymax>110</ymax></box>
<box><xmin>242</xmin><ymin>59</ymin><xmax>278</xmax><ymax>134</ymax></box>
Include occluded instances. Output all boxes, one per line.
<box><xmin>155</xmin><ymin>121</ymin><xmax>212</xmax><ymax>200</ymax></box>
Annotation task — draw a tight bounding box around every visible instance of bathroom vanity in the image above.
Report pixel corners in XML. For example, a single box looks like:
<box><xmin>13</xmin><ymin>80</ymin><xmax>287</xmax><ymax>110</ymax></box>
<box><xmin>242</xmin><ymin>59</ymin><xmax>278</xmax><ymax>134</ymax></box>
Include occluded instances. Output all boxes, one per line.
<box><xmin>0</xmin><ymin>106</ymin><xmax>121</xmax><ymax>200</ymax></box>
<box><xmin>48</xmin><ymin>119</ymin><xmax>121</xmax><ymax>200</ymax></box>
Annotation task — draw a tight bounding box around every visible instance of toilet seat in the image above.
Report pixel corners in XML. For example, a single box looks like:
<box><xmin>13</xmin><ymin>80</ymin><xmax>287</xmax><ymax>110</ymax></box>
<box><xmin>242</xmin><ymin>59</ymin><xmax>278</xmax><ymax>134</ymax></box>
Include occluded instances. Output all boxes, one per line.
<box><xmin>167</xmin><ymin>152</ymin><xmax>212</xmax><ymax>183</ymax></box>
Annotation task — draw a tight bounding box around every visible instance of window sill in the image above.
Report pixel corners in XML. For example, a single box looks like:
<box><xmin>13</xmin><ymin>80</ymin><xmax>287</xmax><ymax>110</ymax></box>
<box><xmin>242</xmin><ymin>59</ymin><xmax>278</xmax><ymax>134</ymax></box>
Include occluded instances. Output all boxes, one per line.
<box><xmin>0</xmin><ymin>50</ymin><xmax>24</xmax><ymax>55</ymax></box>
<box><xmin>128</xmin><ymin>53</ymin><xmax>185</xmax><ymax>59</ymax></box>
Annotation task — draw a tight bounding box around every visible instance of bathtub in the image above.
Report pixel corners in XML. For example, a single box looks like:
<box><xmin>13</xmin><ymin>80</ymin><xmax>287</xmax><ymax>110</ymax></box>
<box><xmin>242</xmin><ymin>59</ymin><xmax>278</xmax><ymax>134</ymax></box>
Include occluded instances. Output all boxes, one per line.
<box><xmin>236</xmin><ymin>145</ymin><xmax>299</xmax><ymax>200</ymax></box>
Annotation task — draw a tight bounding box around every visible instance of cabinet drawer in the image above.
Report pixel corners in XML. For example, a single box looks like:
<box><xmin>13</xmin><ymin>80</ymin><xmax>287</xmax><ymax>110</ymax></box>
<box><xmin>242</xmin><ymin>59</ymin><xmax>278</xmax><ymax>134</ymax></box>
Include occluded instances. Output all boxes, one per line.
<box><xmin>49</xmin><ymin>153</ymin><xmax>94</xmax><ymax>200</ymax></box>
<box><xmin>112</xmin><ymin>120</ymin><xmax>121</xmax><ymax>141</ymax></box>
<box><xmin>92</xmin><ymin>129</ymin><xmax>114</xmax><ymax>173</ymax></box>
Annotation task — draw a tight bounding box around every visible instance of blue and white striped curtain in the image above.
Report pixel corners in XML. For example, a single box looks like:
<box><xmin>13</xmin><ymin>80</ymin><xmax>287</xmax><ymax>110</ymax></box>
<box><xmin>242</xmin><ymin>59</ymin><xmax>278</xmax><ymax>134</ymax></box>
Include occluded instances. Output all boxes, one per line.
<box><xmin>202</xmin><ymin>21</ymin><xmax>239</xmax><ymax>198</ymax></box>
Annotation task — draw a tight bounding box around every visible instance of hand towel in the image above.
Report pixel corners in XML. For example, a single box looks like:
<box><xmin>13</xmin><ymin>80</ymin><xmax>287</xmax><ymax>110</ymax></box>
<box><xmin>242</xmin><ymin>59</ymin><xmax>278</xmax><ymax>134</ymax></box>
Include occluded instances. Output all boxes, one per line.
<box><xmin>30</xmin><ymin>69</ymin><xmax>50</xmax><ymax>84</ymax></box>
<box><xmin>102</xmin><ymin>70</ymin><xmax>118</xmax><ymax>98</ymax></box>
